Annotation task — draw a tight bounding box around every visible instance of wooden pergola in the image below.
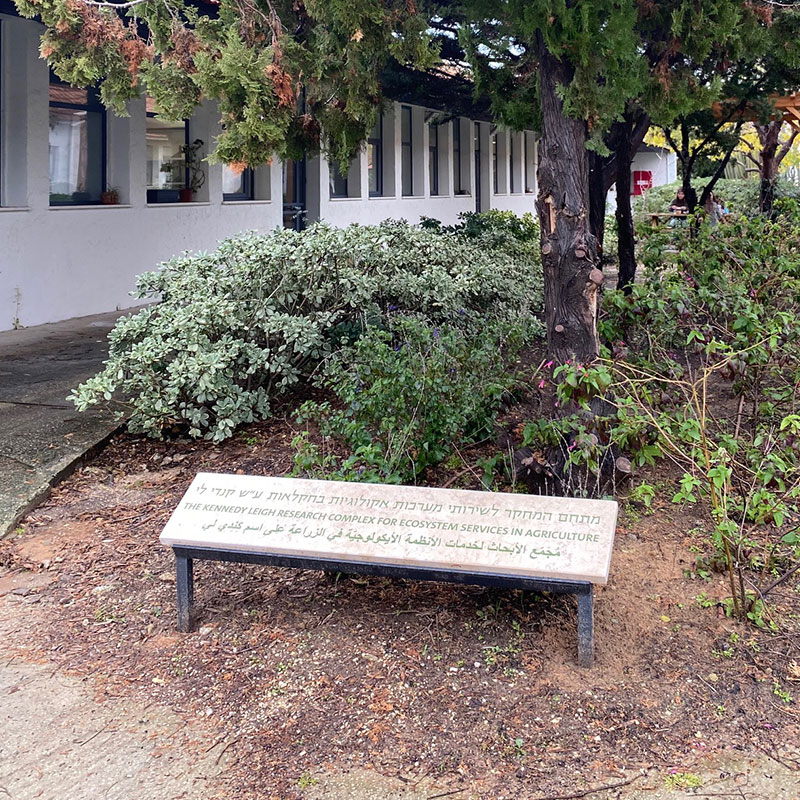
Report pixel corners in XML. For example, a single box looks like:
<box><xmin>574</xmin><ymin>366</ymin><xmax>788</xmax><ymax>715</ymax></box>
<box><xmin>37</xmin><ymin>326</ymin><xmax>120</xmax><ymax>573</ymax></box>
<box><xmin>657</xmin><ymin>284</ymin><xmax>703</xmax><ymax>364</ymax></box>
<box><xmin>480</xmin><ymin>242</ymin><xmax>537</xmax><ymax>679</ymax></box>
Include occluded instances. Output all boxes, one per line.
<box><xmin>772</xmin><ymin>94</ymin><xmax>800</xmax><ymax>134</ymax></box>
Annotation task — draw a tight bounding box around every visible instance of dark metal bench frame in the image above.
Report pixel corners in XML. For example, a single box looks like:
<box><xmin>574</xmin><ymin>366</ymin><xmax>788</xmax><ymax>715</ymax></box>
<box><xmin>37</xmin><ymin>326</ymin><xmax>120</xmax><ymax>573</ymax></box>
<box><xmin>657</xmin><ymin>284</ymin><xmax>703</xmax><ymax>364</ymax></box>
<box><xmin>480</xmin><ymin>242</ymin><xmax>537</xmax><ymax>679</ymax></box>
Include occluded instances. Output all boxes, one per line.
<box><xmin>170</xmin><ymin>545</ymin><xmax>596</xmax><ymax>667</ymax></box>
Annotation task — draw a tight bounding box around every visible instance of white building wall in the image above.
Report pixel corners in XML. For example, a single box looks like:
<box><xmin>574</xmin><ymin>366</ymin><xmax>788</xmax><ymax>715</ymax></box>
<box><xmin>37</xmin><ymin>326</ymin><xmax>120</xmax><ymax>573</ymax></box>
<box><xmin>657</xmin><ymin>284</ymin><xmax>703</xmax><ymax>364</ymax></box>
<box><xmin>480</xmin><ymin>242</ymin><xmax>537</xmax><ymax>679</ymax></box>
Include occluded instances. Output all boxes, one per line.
<box><xmin>0</xmin><ymin>15</ymin><xmax>540</xmax><ymax>331</ymax></box>
<box><xmin>606</xmin><ymin>148</ymin><xmax>678</xmax><ymax>213</ymax></box>
<box><xmin>0</xmin><ymin>14</ymin><xmax>284</xmax><ymax>331</ymax></box>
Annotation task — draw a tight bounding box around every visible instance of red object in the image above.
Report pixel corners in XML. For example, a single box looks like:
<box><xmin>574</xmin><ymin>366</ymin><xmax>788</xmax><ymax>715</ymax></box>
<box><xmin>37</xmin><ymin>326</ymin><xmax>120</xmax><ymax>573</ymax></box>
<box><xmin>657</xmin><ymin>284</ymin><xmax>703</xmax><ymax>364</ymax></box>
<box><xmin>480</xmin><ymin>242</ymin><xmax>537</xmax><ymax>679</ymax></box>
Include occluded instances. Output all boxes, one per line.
<box><xmin>632</xmin><ymin>170</ymin><xmax>653</xmax><ymax>196</ymax></box>
<box><xmin>179</xmin><ymin>188</ymin><xmax>194</xmax><ymax>203</ymax></box>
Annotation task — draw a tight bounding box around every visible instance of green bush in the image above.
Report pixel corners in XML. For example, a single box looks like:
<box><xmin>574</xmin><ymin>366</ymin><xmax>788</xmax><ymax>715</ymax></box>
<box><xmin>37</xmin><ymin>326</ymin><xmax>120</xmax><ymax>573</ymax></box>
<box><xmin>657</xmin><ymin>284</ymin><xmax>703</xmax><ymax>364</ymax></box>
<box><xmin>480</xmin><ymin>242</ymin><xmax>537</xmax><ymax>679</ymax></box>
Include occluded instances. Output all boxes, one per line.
<box><xmin>72</xmin><ymin>219</ymin><xmax>543</xmax><ymax>441</ymax></box>
<box><xmin>596</xmin><ymin>212</ymin><xmax>800</xmax><ymax>620</ymax></box>
<box><xmin>293</xmin><ymin>316</ymin><xmax>532</xmax><ymax>483</ymax></box>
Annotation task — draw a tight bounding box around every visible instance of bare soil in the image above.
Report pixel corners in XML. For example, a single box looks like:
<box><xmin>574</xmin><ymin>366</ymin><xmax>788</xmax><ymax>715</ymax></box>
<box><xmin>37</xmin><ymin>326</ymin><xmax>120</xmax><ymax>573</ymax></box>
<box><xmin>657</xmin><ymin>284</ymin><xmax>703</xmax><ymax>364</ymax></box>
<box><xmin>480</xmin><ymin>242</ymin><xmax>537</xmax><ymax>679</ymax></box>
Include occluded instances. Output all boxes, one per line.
<box><xmin>1</xmin><ymin>391</ymin><xmax>799</xmax><ymax>799</ymax></box>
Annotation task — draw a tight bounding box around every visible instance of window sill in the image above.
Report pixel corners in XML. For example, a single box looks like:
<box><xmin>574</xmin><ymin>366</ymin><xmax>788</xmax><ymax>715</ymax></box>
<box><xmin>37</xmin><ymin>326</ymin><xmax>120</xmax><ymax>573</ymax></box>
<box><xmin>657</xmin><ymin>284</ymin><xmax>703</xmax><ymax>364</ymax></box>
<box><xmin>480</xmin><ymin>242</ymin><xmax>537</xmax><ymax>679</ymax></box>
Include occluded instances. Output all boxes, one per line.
<box><xmin>330</xmin><ymin>196</ymin><xmax>363</xmax><ymax>202</ymax></box>
<box><xmin>49</xmin><ymin>204</ymin><xmax>132</xmax><ymax>210</ymax></box>
<box><xmin>0</xmin><ymin>206</ymin><xmax>30</xmax><ymax>213</ymax></box>
<box><xmin>222</xmin><ymin>199</ymin><xmax>272</xmax><ymax>205</ymax></box>
<box><xmin>145</xmin><ymin>202</ymin><xmax>211</xmax><ymax>208</ymax></box>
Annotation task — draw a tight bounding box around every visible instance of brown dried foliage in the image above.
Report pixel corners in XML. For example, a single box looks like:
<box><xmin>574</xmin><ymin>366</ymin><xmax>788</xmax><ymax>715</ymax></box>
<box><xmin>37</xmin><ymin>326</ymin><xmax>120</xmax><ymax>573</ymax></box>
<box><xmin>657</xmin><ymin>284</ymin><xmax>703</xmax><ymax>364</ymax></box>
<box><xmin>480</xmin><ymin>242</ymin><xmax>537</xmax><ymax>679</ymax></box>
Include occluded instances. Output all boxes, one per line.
<box><xmin>654</xmin><ymin>37</ymin><xmax>680</xmax><ymax>90</ymax></box>
<box><xmin>169</xmin><ymin>25</ymin><xmax>201</xmax><ymax>72</ymax></box>
<box><xmin>745</xmin><ymin>1</ymin><xmax>773</xmax><ymax>26</ymax></box>
<box><xmin>266</xmin><ymin>62</ymin><xmax>296</xmax><ymax>108</ymax></box>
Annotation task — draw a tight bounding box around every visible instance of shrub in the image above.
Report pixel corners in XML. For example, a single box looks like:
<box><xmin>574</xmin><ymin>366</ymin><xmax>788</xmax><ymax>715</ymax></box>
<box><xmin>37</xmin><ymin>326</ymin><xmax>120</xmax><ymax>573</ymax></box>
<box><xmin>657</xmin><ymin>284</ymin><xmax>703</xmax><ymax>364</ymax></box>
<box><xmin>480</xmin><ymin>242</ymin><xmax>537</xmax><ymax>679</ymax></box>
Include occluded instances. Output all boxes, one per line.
<box><xmin>72</xmin><ymin>219</ymin><xmax>543</xmax><ymax>440</ymax></box>
<box><xmin>595</xmin><ymin>212</ymin><xmax>800</xmax><ymax>622</ymax></box>
<box><xmin>293</xmin><ymin>316</ymin><xmax>534</xmax><ymax>483</ymax></box>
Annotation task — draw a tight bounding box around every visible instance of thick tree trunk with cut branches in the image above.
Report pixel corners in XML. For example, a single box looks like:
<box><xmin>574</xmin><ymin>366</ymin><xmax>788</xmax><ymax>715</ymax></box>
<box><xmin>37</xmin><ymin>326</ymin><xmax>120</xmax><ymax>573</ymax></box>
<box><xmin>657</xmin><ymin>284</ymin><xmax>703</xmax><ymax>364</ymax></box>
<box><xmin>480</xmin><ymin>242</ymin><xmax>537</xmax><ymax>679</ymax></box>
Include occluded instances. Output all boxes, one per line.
<box><xmin>536</xmin><ymin>40</ymin><xmax>602</xmax><ymax>364</ymax></box>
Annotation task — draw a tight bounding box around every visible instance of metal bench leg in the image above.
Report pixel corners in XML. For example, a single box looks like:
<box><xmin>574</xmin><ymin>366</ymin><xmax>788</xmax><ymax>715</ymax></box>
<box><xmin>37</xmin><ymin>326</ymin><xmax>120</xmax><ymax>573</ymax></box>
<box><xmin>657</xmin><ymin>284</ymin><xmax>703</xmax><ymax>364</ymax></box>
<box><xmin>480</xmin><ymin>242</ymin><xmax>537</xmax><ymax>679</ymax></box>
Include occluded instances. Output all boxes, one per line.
<box><xmin>576</xmin><ymin>585</ymin><xmax>594</xmax><ymax>668</ymax></box>
<box><xmin>176</xmin><ymin>552</ymin><xmax>194</xmax><ymax>633</ymax></box>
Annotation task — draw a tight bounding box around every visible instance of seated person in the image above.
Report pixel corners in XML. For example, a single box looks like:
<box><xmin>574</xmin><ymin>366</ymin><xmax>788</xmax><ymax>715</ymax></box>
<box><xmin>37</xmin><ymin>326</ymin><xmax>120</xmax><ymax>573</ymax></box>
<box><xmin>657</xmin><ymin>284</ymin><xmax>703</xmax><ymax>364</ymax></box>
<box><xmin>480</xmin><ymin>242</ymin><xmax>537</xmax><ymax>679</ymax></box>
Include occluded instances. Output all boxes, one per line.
<box><xmin>669</xmin><ymin>188</ymin><xmax>689</xmax><ymax>214</ymax></box>
<box><xmin>668</xmin><ymin>188</ymin><xmax>689</xmax><ymax>226</ymax></box>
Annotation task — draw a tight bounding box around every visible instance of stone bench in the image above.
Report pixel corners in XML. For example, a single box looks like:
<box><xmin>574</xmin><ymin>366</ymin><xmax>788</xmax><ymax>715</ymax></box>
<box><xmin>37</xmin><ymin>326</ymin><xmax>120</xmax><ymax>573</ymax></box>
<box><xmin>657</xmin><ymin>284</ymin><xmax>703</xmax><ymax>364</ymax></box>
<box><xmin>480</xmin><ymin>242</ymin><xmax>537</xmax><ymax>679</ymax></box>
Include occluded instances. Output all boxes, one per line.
<box><xmin>160</xmin><ymin>473</ymin><xmax>618</xmax><ymax>667</ymax></box>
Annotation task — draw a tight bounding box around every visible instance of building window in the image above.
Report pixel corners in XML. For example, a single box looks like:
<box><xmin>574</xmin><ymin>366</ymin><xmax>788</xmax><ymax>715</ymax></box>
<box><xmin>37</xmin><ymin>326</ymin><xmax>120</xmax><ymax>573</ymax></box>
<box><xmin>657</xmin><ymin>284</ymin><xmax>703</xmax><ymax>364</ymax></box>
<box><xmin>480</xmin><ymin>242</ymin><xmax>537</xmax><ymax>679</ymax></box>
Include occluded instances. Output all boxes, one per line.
<box><xmin>509</xmin><ymin>133</ymin><xmax>516</xmax><ymax>194</ymax></box>
<box><xmin>492</xmin><ymin>133</ymin><xmax>498</xmax><ymax>195</ymax></box>
<box><xmin>429</xmin><ymin>121</ymin><xmax>439</xmax><ymax>196</ymax></box>
<box><xmin>223</xmin><ymin>165</ymin><xmax>254</xmax><ymax>201</ymax></box>
<box><xmin>146</xmin><ymin>98</ymin><xmax>188</xmax><ymax>202</ymax></box>
<box><xmin>401</xmin><ymin>105</ymin><xmax>413</xmax><ymax>197</ymax></box>
<box><xmin>48</xmin><ymin>78</ymin><xmax>106</xmax><ymax>205</ymax></box>
<box><xmin>329</xmin><ymin>160</ymin><xmax>349</xmax><ymax>198</ymax></box>
<box><xmin>368</xmin><ymin>117</ymin><xmax>383</xmax><ymax>196</ymax></box>
<box><xmin>524</xmin><ymin>134</ymin><xmax>530</xmax><ymax>193</ymax></box>
<box><xmin>453</xmin><ymin>118</ymin><xmax>463</xmax><ymax>194</ymax></box>
<box><xmin>525</xmin><ymin>131</ymin><xmax>536</xmax><ymax>193</ymax></box>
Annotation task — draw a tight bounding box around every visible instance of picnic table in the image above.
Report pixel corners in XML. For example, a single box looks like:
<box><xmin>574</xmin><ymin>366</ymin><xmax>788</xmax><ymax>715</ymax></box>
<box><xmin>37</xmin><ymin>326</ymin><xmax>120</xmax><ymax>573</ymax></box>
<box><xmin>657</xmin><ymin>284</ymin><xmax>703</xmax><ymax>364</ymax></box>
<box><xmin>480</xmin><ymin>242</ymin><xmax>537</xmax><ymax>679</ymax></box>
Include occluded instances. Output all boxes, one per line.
<box><xmin>645</xmin><ymin>211</ymin><xmax>689</xmax><ymax>227</ymax></box>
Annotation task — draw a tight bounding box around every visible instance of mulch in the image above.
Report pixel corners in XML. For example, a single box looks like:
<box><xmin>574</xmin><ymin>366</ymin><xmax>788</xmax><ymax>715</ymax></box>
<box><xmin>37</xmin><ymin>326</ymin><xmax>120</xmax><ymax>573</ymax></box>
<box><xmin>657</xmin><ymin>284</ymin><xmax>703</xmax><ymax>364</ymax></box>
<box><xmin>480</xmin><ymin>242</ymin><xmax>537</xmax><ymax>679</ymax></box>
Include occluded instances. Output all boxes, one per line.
<box><xmin>1</xmin><ymin>390</ymin><xmax>799</xmax><ymax>799</ymax></box>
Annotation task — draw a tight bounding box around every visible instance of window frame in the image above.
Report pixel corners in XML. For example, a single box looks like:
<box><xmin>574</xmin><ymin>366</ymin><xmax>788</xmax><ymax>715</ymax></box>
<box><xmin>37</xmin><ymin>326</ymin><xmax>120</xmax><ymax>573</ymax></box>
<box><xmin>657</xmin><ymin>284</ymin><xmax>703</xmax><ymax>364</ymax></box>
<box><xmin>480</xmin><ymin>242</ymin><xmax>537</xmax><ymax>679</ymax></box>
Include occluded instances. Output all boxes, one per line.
<box><xmin>368</xmin><ymin>115</ymin><xmax>383</xmax><ymax>197</ymax></box>
<box><xmin>48</xmin><ymin>75</ymin><xmax>107</xmax><ymax>206</ymax></box>
<box><xmin>145</xmin><ymin>109</ymin><xmax>189</xmax><ymax>195</ymax></box>
<box><xmin>329</xmin><ymin>159</ymin><xmax>349</xmax><ymax>199</ymax></box>
<box><xmin>429</xmin><ymin>120</ymin><xmax>439</xmax><ymax>197</ymax></box>
<box><xmin>453</xmin><ymin>118</ymin><xmax>465</xmax><ymax>195</ymax></box>
<box><xmin>524</xmin><ymin>133</ymin><xmax>530</xmax><ymax>193</ymax></box>
<box><xmin>222</xmin><ymin>166</ymin><xmax>255</xmax><ymax>201</ymax></box>
<box><xmin>509</xmin><ymin>133</ymin><xmax>516</xmax><ymax>194</ymax></box>
<box><xmin>401</xmin><ymin>105</ymin><xmax>413</xmax><ymax>197</ymax></box>
<box><xmin>492</xmin><ymin>132</ymin><xmax>498</xmax><ymax>195</ymax></box>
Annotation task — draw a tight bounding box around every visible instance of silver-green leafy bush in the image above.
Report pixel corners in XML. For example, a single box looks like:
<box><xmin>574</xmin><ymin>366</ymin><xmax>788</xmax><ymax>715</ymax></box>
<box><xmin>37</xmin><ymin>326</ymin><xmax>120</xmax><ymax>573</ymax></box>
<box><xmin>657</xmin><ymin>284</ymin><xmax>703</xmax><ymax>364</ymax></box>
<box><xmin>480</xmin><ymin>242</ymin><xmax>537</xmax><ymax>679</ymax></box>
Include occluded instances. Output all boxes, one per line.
<box><xmin>71</xmin><ymin>219</ymin><xmax>543</xmax><ymax>440</ymax></box>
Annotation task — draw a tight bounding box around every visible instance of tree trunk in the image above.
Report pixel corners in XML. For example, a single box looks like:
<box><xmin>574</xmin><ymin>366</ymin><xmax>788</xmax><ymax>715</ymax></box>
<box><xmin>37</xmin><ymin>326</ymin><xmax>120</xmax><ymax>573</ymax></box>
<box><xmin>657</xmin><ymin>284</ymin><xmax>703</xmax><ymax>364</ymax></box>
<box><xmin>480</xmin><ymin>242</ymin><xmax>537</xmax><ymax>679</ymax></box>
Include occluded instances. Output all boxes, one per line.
<box><xmin>758</xmin><ymin>120</ymin><xmax>781</xmax><ymax>216</ymax></box>
<box><xmin>615</xmin><ymin>126</ymin><xmax>636</xmax><ymax>294</ymax></box>
<box><xmin>610</xmin><ymin>111</ymin><xmax>649</xmax><ymax>293</ymax></box>
<box><xmin>536</xmin><ymin>39</ymin><xmax>601</xmax><ymax>365</ymax></box>
<box><xmin>679</xmin><ymin>120</ymin><xmax>698</xmax><ymax>212</ymax></box>
<box><xmin>698</xmin><ymin>120</ymin><xmax>744</xmax><ymax>211</ymax></box>
<box><xmin>588</xmin><ymin>150</ymin><xmax>608</xmax><ymax>257</ymax></box>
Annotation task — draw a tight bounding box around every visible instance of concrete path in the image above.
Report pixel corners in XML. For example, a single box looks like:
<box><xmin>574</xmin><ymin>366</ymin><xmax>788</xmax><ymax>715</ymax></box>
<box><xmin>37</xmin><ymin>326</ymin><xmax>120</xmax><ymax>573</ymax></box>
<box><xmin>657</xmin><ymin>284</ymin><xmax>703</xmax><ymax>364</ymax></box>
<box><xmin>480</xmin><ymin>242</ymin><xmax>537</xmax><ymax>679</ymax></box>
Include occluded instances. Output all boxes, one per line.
<box><xmin>0</xmin><ymin>310</ymin><xmax>132</xmax><ymax>537</ymax></box>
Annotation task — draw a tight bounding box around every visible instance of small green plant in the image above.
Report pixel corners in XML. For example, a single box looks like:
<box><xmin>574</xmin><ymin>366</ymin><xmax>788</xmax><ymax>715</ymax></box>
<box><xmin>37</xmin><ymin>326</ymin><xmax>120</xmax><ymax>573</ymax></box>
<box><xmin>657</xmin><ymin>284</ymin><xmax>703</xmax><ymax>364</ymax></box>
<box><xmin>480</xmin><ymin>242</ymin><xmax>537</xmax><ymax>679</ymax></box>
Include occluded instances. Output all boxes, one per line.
<box><xmin>180</xmin><ymin>138</ymin><xmax>206</xmax><ymax>193</ymax></box>
<box><xmin>627</xmin><ymin>481</ymin><xmax>656</xmax><ymax>511</ymax></box>
<box><xmin>664</xmin><ymin>772</ymin><xmax>703</xmax><ymax>790</ymax></box>
<box><xmin>297</xmin><ymin>772</ymin><xmax>319</xmax><ymax>790</ymax></box>
<box><xmin>293</xmin><ymin>317</ymin><xmax>531</xmax><ymax>483</ymax></box>
<box><xmin>772</xmin><ymin>680</ymin><xmax>793</xmax><ymax>704</ymax></box>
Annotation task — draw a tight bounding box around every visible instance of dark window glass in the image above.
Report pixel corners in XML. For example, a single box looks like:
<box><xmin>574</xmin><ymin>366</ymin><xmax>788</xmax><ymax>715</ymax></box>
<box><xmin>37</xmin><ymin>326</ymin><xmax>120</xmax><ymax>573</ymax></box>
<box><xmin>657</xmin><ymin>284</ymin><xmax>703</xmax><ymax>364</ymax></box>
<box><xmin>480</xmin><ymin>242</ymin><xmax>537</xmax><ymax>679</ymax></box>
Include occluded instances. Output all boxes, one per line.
<box><xmin>525</xmin><ymin>134</ymin><xmax>530</xmax><ymax>192</ymax></box>
<box><xmin>453</xmin><ymin>118</ymin><xmax>463</xmax><ymax>194</ymax></box>
<box><xmin>492</xmin><ymin>133</ymin><xmax>498</xmax><ymax>195</ymax></box>
<box><xmin>401</xmin><ymin>106</ymin><xmax>413</xmax><ymax>196</ymax></box>
<box><xmin>329</xmin><ymin>161</ymin><xmax>348</xmax><ymax>198</ymax></box>
<box><xmin>429</xmin><ymin>122</ymin><xmax>439</xmax><ymax>196</ymax></box>
<box><xmin>509</xmin><ymin>134</ymin><xmax>516</xmax><ymax>193</ymax></box>
<box><xmin>368</xmin><ymin>117</ymin><xmax>383</xmax><ymax>196</ymax></box>
<box><xmin>223</xmin><ymin>165</ymin><xmax>254</xmax><ymax>200</ymax></box>
<box><xmin>48</xmin><ymin>77</ymin><xmax>105</xmax><ymax>205</ymax></box>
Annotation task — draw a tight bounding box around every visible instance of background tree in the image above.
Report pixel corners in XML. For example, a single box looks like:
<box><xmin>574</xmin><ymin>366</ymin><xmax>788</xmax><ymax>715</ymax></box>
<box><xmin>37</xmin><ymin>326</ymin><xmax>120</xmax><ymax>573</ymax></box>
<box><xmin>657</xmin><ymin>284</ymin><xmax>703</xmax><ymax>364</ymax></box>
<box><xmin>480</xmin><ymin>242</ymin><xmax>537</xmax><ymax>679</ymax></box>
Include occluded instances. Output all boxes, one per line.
<box><xmin>739</xmin><ymin>120</ymin><xmax>800</xmax><ymax>214</ymax></box>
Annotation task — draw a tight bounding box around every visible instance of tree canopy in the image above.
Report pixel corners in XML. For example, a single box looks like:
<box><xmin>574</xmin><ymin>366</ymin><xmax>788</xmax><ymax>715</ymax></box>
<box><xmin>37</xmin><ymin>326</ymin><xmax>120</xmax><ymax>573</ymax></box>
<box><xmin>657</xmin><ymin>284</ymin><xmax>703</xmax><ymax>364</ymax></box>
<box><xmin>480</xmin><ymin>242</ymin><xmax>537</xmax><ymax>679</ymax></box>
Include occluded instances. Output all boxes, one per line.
<box><xmin>17</xmin><ymin>0</ymin><xmax>800</xmax><ymax>360</ymax></box>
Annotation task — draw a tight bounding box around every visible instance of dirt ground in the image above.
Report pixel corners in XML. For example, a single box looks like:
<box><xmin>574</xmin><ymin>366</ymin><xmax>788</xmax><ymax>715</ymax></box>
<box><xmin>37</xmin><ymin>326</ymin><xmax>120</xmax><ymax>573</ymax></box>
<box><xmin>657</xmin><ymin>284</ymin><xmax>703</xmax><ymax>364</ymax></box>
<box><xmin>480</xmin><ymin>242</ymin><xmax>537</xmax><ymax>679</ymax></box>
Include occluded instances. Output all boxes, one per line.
<box><xmin>1</xmin><ymin>399</ymin><xmax>799</xmax><ymax>799</ymax></box>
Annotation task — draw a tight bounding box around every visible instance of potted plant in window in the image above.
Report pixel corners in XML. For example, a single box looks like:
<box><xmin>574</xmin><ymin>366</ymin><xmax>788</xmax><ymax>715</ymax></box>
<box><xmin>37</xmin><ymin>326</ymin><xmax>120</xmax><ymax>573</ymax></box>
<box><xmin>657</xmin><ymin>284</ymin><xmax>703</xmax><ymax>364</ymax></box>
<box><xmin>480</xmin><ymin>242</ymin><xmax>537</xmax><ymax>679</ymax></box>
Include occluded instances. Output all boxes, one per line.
<box><xmin>101</xmin><ymin>186</ymin><xmax>120</xmax><ymax>205</ymax></box>
<box><xmin>179</xmin><ymin>139</ymin><xmax>205</xmax><ymax>202</ymax></box>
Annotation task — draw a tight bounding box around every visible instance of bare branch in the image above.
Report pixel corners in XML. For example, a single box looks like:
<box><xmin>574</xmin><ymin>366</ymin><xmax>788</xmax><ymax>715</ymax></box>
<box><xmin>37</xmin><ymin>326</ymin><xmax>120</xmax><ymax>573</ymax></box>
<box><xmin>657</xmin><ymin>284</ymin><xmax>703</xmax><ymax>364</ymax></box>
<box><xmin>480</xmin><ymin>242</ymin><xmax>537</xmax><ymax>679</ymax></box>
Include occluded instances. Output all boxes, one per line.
<box><xmin>81</xmin><ymin>0</ymin><xmax>151</xmax><ymax>8</ymax></box>
<box><xmin>776</xmin><ymin>126</ymin><xmax>800</xmax><ymax>166</ymax></box>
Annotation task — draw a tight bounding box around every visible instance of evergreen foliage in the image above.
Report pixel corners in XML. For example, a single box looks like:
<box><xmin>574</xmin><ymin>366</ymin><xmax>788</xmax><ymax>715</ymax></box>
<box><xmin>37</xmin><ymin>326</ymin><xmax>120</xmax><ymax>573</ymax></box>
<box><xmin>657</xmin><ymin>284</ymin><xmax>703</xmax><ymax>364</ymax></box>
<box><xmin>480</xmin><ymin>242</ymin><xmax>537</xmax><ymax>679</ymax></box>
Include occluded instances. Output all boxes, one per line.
<box><xmin>71</xmin><ymin>219</ymin><xmax>543</xmax><ymax>440</ymax></box>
